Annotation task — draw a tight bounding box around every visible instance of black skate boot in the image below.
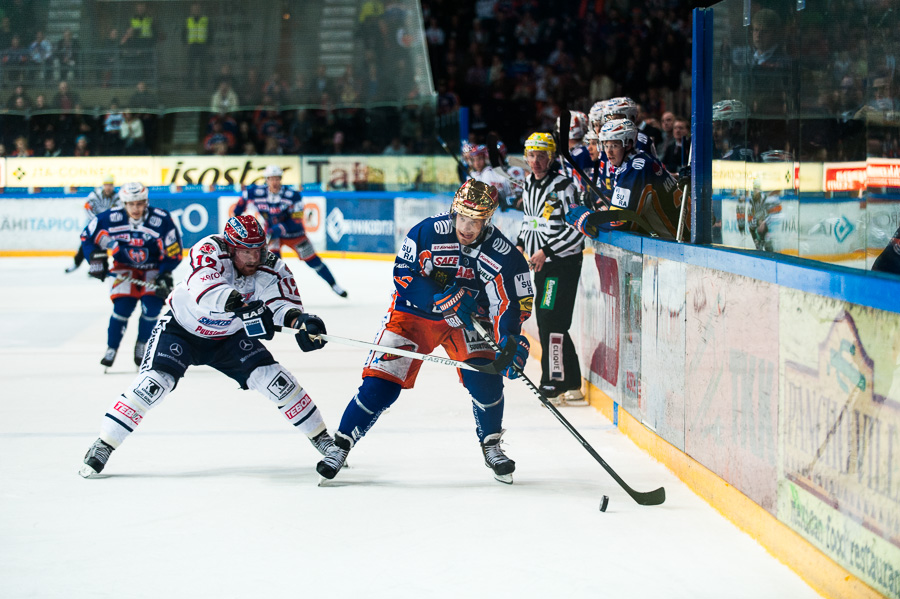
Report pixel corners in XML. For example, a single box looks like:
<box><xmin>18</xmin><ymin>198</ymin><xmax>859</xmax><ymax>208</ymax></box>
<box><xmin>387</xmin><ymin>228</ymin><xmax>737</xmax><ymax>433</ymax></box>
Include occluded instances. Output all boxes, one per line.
<box><xmin>316</xmin><ymin>432</ymin><xmax>351</xmax><ymax>483</ymax></box>
<box><xmin>134</xmin><ymin>341</ymin><xmax>146</xmax><ymax>367</ymax></box>
<box><xmin>100</xmin><ymin>347</ymin><xmax>117</xmax><ymax>368</ymax></box>
<box><xmin>79</xmin><ymin>438</ymin><xmax>114</xmax><ymax>478</ymax></box>
<box><xmin>481</xmin><ymin>430</ymin><xmax>515</xmax><ymax>484</ymax></box>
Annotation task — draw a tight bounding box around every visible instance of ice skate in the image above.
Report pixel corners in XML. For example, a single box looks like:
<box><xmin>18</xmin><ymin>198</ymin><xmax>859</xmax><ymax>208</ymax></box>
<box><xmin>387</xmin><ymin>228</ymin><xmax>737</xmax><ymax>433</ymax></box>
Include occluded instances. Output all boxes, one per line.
<box><xmin>481</xmin><ymin>430</ymin><xmax>515</xmax><ymax>484</ymax></box>
<box><xmin>309</xmin><ymin>430</ymin><xmax>337</xmax><ymax>456</ymax></box>
<box><xmin>100</xmin><ymin>347</ymin><xmax>117</xmax><ymax>370</ymax></box>
<box><xmin>64</xmin><ymin>261</ymin><xmax>80</xmax><ymax>274</ymax></box>
<box><xmin>316</xmin><ymin>432</ymin><xmax>351</xmax><ymax>483</ymax></box>
<box><xmin>540</xmin><ymin>384</ymin><xmax>566</xmax><ymax>406</ymax></box>
<box><xmin>79</xmin><ymin>438</ymin><xmax>114</xmax><ymax>478</ymax></box>
<box><xmin>331</xmin><ymin>283</ymin><xmax>348</xmax><ymax>298</ymax></box>
<box><xmin>134</xmin><ymin>341</ymin><xmax>146</xmax><ymax>367</ymax></box>
<box><xmin>558</xmin><ymin>388</ymin><xmax>587</xmax><ymax>406</ymax></box>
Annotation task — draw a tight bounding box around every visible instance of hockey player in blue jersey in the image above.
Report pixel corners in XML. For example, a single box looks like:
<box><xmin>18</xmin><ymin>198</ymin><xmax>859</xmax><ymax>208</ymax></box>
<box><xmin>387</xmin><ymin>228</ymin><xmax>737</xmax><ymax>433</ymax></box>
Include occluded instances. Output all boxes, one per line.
<box><xmin>566</xmin><ymin>119</ymin><xmax>683</xmax><ymax>239</ymax></box>
<box><xmin>316</xmin><ymin>179</ymin><xmax>534</xmax><ymax>484</ymax></box>
<box><xmin>591</xmin><ymin>97</ymin><xmax>658</xmax><ymax>157</ymax></box>
<box><xmin>80</xmin><ymin>182</ymin><xmax>183</xmax><ymax>368</ymax></box>
<box><xmin>233</xmin><ymin>164</ymin><xmax>347</xmax><ymax>297</ymax></box>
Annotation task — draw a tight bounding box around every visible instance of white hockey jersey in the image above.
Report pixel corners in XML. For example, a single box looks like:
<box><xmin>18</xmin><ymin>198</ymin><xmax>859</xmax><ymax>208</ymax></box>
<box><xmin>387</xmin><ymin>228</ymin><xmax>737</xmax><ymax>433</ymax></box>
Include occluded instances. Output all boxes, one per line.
<box><xmin>167</xmin><ymin>234</ymin><xmax>305</xmax><ymax>339</ymax></box>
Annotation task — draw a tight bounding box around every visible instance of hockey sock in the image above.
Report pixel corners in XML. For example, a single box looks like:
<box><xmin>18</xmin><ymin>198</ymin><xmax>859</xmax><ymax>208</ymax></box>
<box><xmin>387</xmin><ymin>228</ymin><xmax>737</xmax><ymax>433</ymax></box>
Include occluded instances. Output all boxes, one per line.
<box><xmin>338</xmin><ymin>376</ymin><xmax>401</xmax><ymax>444</ymax></box>
<box><xmin>305</xmin><ymin>255</ymin><xmax>337</xmax><ymax>286</ymax></box>
<box><xmin>137</xmin><ymin>296</ymin><xmax>164</xmax><ymax>341</ymax></box>
<box><xmin>108</xmin><ymin>297</ymin><xmax>138</xmax><ymax>349</ymax></box>
<box><xmin>462</xmin><ymin>366</ymin><xmax>505</xmax><ymax>442</ymax></box>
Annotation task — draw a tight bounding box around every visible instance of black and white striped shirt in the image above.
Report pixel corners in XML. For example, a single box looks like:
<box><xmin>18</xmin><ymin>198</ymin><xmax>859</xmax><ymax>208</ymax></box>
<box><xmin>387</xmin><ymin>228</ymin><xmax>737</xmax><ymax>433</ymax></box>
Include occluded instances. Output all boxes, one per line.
<box><xmin>516</xmin><ymin>171</ymin><xmax>583</xmax><ymax>261</ymax></box>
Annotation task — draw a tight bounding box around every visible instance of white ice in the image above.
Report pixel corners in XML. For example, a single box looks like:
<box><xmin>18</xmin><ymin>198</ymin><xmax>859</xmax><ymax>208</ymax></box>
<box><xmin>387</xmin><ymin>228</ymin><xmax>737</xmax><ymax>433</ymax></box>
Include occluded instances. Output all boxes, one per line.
<box><xmin>0</xmin><ymin>257</ymin><xmax>823</xmax><ymax>599</ymax></box>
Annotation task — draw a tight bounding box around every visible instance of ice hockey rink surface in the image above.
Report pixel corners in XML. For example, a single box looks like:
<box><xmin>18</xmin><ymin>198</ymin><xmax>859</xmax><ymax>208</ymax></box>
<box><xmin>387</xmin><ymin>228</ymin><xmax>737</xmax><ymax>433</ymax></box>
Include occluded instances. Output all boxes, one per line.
<box><xmin>0</xmin><ymin>256</ymin><xmax>824</xmax><ymax>598</ymax></box>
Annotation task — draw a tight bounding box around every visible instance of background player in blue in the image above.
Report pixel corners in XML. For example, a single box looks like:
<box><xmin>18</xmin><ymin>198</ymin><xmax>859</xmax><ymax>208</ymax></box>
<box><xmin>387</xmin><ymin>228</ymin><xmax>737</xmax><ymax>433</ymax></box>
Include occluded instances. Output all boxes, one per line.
<box><xmin>80</xmin><ymin>182</ymin><xmax>183</xmax><ymax>369</ymax></box>
<box><xmin>316</xmin><ymin>180</ymin><xmax>533</xmax><ymax>484</ymax></box>
<box><xmin>233</xmin><ymin>164</ymin><xmax>347</xmax><ymax>298</ymax></box>
<box><xmin>566</xmin><ymin>119</ymin><xmax>684</xmax><ymax>240</ymax></box>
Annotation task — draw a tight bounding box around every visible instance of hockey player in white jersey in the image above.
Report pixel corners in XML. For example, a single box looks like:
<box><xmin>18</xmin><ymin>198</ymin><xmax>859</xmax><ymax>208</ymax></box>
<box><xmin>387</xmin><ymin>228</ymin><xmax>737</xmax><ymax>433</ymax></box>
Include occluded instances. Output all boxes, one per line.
<box><xmin>65</xmin><ymin>174</ymin><xmax>121</xmax><ymax>273</ymax></box>
<box><xmin>463</xmin><ymin>143</ymin><xmax>515</xmax><ymax>209</ymax></box>
<box><xmin>78</xmin><ymin>214</ymin><xmax>342</xmax><ymax>478</ymax></box>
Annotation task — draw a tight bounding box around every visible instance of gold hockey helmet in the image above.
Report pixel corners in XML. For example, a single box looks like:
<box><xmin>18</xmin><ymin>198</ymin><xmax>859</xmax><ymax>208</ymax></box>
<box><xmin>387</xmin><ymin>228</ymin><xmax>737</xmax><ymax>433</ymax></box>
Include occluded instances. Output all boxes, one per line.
<box><xmin>451</xmin><ymin>179</ymin><xmax>499</xmax><ymax>220</ymax></box>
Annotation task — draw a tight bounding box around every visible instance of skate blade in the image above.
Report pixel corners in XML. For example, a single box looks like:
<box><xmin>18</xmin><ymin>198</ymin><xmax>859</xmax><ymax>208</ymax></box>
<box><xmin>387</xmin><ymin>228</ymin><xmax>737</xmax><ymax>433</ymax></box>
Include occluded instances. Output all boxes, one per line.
<box><xmin>493</xmin><ymin>473</ymin><xmax>514</xmax><ymax>484</ymax></box>
<box><xmin>78</xmin><ymin>464</ymin><xmax>101</xmax><ymax>479</ymax></box>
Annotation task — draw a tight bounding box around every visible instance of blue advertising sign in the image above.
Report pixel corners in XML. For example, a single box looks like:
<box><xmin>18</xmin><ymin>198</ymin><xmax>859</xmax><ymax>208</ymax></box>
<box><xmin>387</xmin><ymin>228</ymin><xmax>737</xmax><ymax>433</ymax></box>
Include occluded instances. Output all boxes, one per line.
<box><xmin>325</xmin><ymin>196</ymin><xmax>395</xmax><ymax>253</ymax></box>
<box><xmin>146</xmin><ymin>190</ymin><xmax>220</xmax><ymax>248</ymax></box>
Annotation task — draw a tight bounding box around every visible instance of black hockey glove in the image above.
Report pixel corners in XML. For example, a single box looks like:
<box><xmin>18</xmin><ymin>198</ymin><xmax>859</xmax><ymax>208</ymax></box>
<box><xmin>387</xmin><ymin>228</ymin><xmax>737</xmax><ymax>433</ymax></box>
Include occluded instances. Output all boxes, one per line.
<box><xmin>292</xmin><ymin>312</ymin><xmax>327</xmax><ymax>352</ymax></box>
<box><xmin>677</xmin><ymin>165</ymin><xmax>691</xmax><ymax>189</ymax></box>
<box><xmin>88</xmin><ymin>249</ymin><xmax>109</xmax><ymax>281</ymax></box>
<box><xmin>233</xmin><ymin>300</ymin><xmax>276</xmax><ymax>340</ymax></box>
<box><xmin>154</xmin><ymin>271</ymin><xmax>174</xmax><ymax>299</ymax></box>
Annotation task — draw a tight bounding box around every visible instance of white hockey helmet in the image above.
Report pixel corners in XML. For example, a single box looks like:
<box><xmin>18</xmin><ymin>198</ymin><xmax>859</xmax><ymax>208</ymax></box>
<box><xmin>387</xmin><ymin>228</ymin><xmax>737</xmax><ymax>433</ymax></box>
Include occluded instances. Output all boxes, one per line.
<box><xmin>599</xmin><ymin>119</ymin><xmax>637</xmax><ymax>148</ymax></box>
<box><xmin>589</xmin><ymin>101</ymin><xmax>605</xmax><ymax>132</ymax></box>
<box><xmin>712</xmin><ymin>99</ymin><xmax>748</xmax><ymax>121</ymax></box>
<box><xmin>556</xmin><ymin>110</ymin><xmax>588</xmax><ymax>140</ymax></box>
<box><xmin>120</xmin><ymin>182</ymin><xmax>148</xmax><ymax>203</ymax></box>
<box><xmin>584</xmin><ymin>129</ymin><xmax>600</xmax><ymax>143</ymax></box>
<box><xmin>264</xmin><ymin>164</ymin><xmax>284</xmax><ymax>178</ymax></box>
<box><xmin>601</xmin><ymin>97</ymin><xmax>638</xmax><ymax>123</ymax></box>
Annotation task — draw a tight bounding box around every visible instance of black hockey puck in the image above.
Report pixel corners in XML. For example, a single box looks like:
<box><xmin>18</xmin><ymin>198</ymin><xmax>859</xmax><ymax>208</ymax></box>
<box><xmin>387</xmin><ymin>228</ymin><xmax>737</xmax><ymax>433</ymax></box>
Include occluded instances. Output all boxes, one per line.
<box><xmin>599</xmin><ymin>495</ymin><xmax>609</xmax><ymax>512</ymax></box>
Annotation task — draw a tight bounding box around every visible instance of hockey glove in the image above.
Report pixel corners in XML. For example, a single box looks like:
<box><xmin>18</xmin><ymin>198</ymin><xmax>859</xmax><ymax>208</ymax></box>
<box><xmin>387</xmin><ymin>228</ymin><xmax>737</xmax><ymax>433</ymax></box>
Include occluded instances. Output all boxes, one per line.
<box><xmin>677</xmin><ymin>164</ymin><xmax>692</xmax><ymax>189</ymax></box>
<box><xmin>233</xmin><ymin>300</ymin><xmax>276</xmax><ymax>340</ymax></box>
<box><xmin>154</xmin><ymin>271</ymin><xmax>174</xmax><ymax>299</ymax></box>
<box><xmin>292</xmin><ymin>312</ymin><xmax>327</xmax><ymax>352</ymax></box>
<box><xmin>433</xmin><ymin>284</ymin><xmax>477</xmax><ymax>330</ymax></box>
<box><xmin>88</xmin><ymin>249</ymin><xmax>109</xmax><ymax>281</ymax></box>
<box><xmin>497</xmin><ymin>334</ymin><xmax>529</xmax><ymax>380</ymax></box>
<box><xmin>565</xmin><ymin>205</ymin><xmax>599</xmax><ymax>239</ymax></box>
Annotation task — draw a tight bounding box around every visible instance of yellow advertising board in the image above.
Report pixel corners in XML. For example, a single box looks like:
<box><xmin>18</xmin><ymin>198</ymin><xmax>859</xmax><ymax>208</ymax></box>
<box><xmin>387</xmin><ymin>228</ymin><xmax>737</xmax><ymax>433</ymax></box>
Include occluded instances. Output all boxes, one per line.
<box><xmin>155</xmin><ymin>156</ymin><xmax>302</xmax><ymax>187</ymax></box>
<box><xmin>4</xmin><ymin>157</ymin><xmax>154</xmax><ymax>187</ymax></box>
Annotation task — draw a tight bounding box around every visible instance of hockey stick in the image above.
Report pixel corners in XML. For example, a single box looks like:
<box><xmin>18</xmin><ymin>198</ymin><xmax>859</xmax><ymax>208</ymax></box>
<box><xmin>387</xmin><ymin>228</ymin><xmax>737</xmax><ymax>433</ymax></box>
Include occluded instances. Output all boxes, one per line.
<box><xmin>676</xmin><ymin>142</ymin><xmax>692</xmax><ymax>243</ymax></box>
<box><xmin>471</xmin><ymin>318</ymin><xmax>666</xmax><ymax>506</ymax></box>
<box><xmin>558</xmin><ymin>108</ymin><xmax>659</xmax><ymax>238</ymax></box>
<box><xmin>437</xmin><ymin>136</ymin><xmax>471</xmax><ymax>180</ymax></box>
<box><xmin>107</xmin><ymin>272</ymin><xmax>159</xmax><ymax>291</ymax></box>
<box><xmin>281</xmin><ymin>329</ymin><xmax>517</xmax><ymax>375</ymax></box>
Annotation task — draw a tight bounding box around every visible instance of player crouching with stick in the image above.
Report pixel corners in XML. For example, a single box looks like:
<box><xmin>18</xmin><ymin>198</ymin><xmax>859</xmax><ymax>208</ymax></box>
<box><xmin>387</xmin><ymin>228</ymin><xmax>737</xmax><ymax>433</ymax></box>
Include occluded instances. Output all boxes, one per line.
<box><xmin>79</xmin><ymin>215</ymin><xmax>342</xmax><ymax>477</ymax></box>
<box><xmin>316</xmin><ymin>180</ymin><xmax>534</xmax><ymax>484</ymax></box>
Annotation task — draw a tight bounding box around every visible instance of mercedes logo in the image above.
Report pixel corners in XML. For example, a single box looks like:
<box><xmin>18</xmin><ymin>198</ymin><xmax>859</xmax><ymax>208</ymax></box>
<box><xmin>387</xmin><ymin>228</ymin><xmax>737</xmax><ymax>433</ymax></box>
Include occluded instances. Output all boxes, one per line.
<box><xmin>169</xmin><ymin>343</ymin><xmax>183</xmax><ymax>356</ymax></box>
<box><xmin>239</xmin><ymin>339</ymin><xmax>254</xmax><ymax>351</ymax></box>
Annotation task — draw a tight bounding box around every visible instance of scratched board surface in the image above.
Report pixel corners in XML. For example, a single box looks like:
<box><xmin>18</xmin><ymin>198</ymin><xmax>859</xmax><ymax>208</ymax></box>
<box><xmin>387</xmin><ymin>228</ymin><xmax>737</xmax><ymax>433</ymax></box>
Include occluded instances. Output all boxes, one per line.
<box><xmin>684</xmin><ymin>267</ymin><xmax>780</xmax><ymax>513</ymax></box>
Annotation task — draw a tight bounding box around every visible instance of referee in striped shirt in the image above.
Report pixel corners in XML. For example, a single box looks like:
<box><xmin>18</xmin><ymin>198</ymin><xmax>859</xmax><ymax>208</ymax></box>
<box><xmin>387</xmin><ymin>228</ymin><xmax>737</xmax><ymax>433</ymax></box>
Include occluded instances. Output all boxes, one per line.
<box><xmin>515</xmin><ymin>132</ymin><xmax>585</xmax><ymax>404</ymax></box>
